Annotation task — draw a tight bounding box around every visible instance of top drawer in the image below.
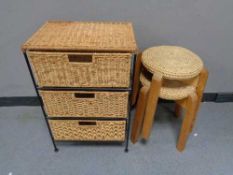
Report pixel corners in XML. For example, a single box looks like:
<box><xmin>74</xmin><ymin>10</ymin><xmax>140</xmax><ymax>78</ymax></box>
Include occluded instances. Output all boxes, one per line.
<box><xmin>27</xmin><ymin>51</ymin><xmax>132</xmax><ymax>88</ymax></box>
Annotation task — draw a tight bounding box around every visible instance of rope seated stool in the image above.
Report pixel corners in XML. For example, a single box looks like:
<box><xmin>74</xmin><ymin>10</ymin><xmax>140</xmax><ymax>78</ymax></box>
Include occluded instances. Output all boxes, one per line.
<box><xmin>131</xmin><ymin>46</ymin><xmax>208</xmax><ymax>151</ymax></box>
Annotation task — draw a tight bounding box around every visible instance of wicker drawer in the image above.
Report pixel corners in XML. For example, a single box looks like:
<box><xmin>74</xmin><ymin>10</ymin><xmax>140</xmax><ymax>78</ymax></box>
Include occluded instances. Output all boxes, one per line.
<box><xmin>40</xmin><ymin>90</ymin><xmax>128</xmax><ymax>118</ymax></box>
<box><xmin>49</xmin><ymin>120</ymin><xmax>126</xmax><ymax>141</ymax></box>
<box><xmin>27</xmin><ymin>51</ymin><xmax>132</xmax><ymax>88</ymax></box>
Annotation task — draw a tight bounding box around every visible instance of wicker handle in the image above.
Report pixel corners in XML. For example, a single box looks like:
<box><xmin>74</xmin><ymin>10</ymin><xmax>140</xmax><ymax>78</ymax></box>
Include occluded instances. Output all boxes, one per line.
<box><xmin>78</xmin><ymin>121</ymin><xmax>97</xmax><ymax>126</ymax></box>
<box><xmin>74</xmin><ymin>93</ymin><xmax>95</xmax><ymax>98</ymax></box>
<box><xmin>68</xmin><ymin>54</ymin><xmax>93</xmax><ymax>63</ymax></box>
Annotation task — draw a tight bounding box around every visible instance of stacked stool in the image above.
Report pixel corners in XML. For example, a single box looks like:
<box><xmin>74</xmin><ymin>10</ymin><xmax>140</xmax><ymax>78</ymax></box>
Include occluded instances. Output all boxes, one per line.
<box><xmin>131</xmin><ymin>46</ymin><xmax>208</xmax><ymax>151</ymax></box>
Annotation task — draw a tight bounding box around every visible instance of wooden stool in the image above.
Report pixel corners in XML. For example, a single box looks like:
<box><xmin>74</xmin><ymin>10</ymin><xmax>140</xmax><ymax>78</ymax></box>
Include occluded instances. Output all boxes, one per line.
<box><xmin>131</xmin><ymin>46</ymin><xmax>208</xmax><ymax>151</ymax></box>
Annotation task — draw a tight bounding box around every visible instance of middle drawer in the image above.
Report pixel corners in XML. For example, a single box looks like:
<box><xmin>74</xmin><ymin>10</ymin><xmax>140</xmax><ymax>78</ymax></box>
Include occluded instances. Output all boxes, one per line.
<box><xmin>39</xmin><ymin>90</ymin><xmax>129</xmax><ymax>118</ymax></box>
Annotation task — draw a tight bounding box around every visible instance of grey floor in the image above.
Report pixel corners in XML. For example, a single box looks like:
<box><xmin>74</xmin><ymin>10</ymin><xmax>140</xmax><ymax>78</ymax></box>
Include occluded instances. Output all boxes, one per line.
<box><xmin>0</xmin><ymin>102</ymin><xmax>233</xmax><ymax>175</ymax></box>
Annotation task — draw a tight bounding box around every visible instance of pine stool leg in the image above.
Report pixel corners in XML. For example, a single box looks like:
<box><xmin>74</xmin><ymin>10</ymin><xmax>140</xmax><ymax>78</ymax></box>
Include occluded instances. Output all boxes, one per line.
<box><xmin>177</xmin><ymin>93</ymin><xmax>198</xmax><ymax>152</ymax></box>
<box><xmin>132</xmin><ymin>53</ymin><xmax>143</xmax><ymax>106</ymax></box>
<box><xmin>190</xmin><ymin>67</ymin><xmax>209</xmax><ymax>133</ymax></box>
<box><xmin>141</xmin><ymin>73</ymin><xmax>162</xmax><ymax>140</ymax></box>
<box><xmin>131</xmin><ymin>86</ymin><xmax>149</xmax><ymax>143</ymax></box>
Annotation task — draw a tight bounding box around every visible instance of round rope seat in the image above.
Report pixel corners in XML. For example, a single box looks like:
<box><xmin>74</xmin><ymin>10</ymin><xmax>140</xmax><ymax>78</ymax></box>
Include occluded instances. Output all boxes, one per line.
<box><xmin>141</xmin><ymin>46</ymin><xmax>203</xmax><ymax>80</ymax></box>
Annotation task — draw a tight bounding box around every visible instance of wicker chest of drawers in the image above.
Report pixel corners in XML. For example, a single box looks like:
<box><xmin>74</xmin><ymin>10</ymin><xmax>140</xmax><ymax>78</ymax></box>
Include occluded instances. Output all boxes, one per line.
<box><xmin>22</xmin><ymin>21</ymin><xmax>137</xmax><ymax>151</ymax></box>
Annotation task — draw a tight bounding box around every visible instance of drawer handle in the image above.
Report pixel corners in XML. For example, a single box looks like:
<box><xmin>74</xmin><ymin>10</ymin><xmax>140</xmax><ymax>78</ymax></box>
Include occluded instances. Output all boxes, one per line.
<box><xmin>78</xmin><ymin>121</ymin><xmax>97</xmax><ymax>126</ymax></box>
<box><xmin>68</xmin><ymin>55</ymin><xmax>92</xmax><ymax>63</ymax></box>
<box><xmin>74</xmin><ymin>93</ymin><xmax>95</xmax><ymax>98</ymax></box>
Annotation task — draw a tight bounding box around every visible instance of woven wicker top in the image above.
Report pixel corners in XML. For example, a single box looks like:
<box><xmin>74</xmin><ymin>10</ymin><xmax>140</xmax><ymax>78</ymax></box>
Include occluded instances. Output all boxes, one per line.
<box><xmin>142</xmin><ymin>46</ymin><xmax>203</xmax><ymax>80</ymax></box>
<box><xmin>140</xmin><ymin>73</ymin><xmax>195</xmax><ymax>100</ymax></box>
<box><xmin>22</xmin><ymin>21</ymin><xmax>138</xmax><ymax>53</ymax></box>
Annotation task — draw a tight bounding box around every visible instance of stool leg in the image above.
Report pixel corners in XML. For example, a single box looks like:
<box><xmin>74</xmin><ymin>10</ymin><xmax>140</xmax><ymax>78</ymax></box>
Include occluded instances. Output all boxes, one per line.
<box><xmin>174</xmin><ymin>103</ymin><xmax>182</xmax><ymax>118</ymax></box>
<box><xmin>132</xmin><ymin>53</ymin><xmax>142</xmax><ymax>106</ymax></box>
<box><xmin>131</xmin><ymin>86</ymin><xmax>149</xmax><ymax>143</ymax></box>
<box><xmin>177</xmin><ymin>93</ymin><xmax>198</xmax><ymax>152</ymax></box>
<box><xmin>190</xmin><ymin>68</ymin><xmax>209</xmax><ymax>133</ymax></box>
<box><xmin>141</xmin><ymin>73</ymin><xmax>162</xmax><ymax>140</ymax></box>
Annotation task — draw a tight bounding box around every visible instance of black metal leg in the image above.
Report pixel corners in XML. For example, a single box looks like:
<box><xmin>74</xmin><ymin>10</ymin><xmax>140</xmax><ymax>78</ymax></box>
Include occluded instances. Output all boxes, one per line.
<box><xmin>124</xmin><ymin>89</ymin><xmax>131</xmax><ymax>152</ymax></box>
<box><xmin>23</xmin><ymin>52</ymin><xmax>58</xmax><ymax>152</ymax></box>
<box><xmin>124</xmin><ymin>54</ymin><xmax>137</xmax><ymax>152</ymax></box>
<box><xmin>124</xmin><ymin>119</ymin><xmax>129</xmax><ymax>152</ymax></box>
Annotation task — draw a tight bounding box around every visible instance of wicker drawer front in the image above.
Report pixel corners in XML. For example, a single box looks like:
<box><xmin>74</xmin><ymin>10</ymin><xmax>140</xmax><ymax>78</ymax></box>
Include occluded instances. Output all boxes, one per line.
<box><xmin>28</xmin><ymin>51</ymin><xmax>131</xmax><ymax>88</ymax></box>
<box><xmin>40</xmin><ymin>90</ymin><xmax>128</xmax><ymax>118</ymax></box>
<box><xmin>49</xmin><ymin>120</ymin><xmax>126</xmax><ymax>141</ymax></box>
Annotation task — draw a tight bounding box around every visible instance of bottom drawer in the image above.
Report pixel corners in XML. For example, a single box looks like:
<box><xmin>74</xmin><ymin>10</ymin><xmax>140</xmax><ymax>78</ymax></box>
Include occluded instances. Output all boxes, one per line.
<box><xmin>49</xmin><ymin>120</ymin><xmax>126</xmax><ymax>141</ymax></box>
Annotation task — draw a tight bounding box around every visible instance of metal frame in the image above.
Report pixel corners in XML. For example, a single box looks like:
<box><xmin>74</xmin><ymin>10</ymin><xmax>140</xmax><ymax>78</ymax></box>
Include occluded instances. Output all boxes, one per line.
<box><xmin>23</xmin><ymin>52</ymin><xmax>136</xmax><ymax>152</ymax></box>
<box><xmin>39</xmin><ymin>87</ymin><xmax>132</xmax><ymax>91</ymax></box>
<box><xmin>47</xmin><ymin>117</ymin><xmax>127</xmax><ymax>120</ymax></box>
<box><xmin>124</xmin><ymin>54</ymin><xmax>136</xmax><ymax>152</ymax></box>
<box><xmin>24</xmin><ymin>52</ymin><xmax>59</xmax><ymax>152</ymax></box>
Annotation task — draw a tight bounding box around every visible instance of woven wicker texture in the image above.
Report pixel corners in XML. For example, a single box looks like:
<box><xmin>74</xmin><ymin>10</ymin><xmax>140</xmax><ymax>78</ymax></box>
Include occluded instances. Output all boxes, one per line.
<box><xmin>40</xmin><ymin>90</ymin><xmax>128</xmax><ymax>118</ymax></box>
<box><xmin>142</xmin><ymin>46</ymin><xmax>203</xmax><ymax>80</ymax></box>
<box><xmin>49</xmin><ymin>120</ymin><xmax>125</xmax><ymax>141</ymax></box>
<box><xmin>140</xmin><ymin>73</ymin><xmax>196</xmax><ymax>100</ymax></box>
<box><xmin>28</xmin><ymin>51</ymin><xmax>131</xmax><ymax>87</ymax></box>
<box><xmin>22</xmin><ymin>21</ymin><xmax>137</xmax><ymax>52</ymax></box>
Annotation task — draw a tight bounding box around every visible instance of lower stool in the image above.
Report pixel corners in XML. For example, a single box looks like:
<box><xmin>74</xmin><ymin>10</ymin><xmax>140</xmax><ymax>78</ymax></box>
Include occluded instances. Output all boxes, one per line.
<box><xmin>131</xmin><ymin>46</ymin><xmax>208</xmax><ymax>151</ymax></box>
